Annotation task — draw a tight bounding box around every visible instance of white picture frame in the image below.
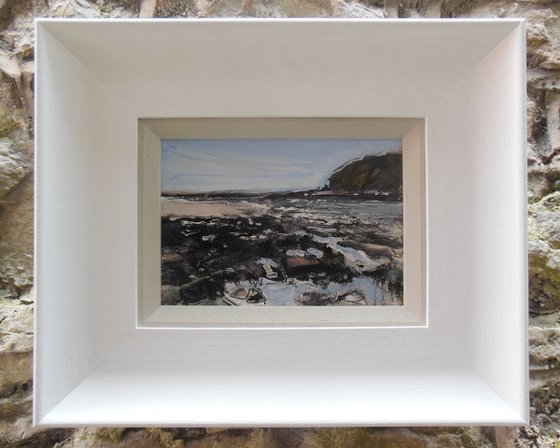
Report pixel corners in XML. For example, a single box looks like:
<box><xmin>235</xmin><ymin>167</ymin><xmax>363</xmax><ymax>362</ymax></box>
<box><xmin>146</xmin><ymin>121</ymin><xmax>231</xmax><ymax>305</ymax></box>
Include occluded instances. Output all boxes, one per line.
<box><xmin>34</xmin><ymin>18</ymin><xmax>528</xmax><ymax>426</ymax></box>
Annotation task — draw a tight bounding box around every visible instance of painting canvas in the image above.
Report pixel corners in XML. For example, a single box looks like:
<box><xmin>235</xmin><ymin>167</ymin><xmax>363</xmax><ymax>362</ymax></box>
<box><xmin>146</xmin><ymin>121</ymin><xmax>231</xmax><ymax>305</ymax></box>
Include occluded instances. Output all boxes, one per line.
<box><xmin>161</xmin><ymin>139</ymin><xmax>403</xmax><ymax>307</ymax></box>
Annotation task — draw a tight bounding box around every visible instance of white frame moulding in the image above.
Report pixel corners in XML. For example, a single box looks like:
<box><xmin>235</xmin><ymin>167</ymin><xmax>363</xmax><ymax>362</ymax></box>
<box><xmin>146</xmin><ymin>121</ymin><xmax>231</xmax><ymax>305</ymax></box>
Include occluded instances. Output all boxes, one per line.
<box><xmin>35</xmin><ymin>18</ymin><xmax>528</xmax><ymax>426</ymax></box>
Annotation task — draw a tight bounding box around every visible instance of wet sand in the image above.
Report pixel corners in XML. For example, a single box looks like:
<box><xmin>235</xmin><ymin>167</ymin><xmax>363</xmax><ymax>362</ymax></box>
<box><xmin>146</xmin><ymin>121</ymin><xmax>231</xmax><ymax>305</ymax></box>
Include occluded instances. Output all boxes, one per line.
<box><xmin>162</xmin><ymin>198</ymin><xmax>271</xmax><ymax>218</ymax></box>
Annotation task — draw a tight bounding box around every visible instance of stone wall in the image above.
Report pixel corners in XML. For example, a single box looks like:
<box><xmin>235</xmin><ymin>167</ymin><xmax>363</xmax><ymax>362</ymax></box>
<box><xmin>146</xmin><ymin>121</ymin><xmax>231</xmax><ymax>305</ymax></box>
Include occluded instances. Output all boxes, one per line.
<box><xmin>0</xmin><ymin>0</ymin><xmax>559</xmax><ymax>447</ymax></box>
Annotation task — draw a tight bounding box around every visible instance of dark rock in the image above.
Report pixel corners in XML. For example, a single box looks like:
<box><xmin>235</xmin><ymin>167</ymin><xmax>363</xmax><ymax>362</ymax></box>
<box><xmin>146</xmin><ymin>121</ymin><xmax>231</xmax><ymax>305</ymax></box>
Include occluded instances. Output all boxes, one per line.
<box><xmin>296</xmin><ymin>291</ymin><xmax>335</xmax><ymax>306</ymax></box>
<box><xmin>161</xmin><ymin>250</ymin><xmax>182</xmax><ymax>263</ymax></box>
<box><xmin>161</xmin><ymin>285</ymin><xmax>180</xmax><ymax>305</ymax></box>
<box><xmin>180</xmin><ymin>277</ymin><xmax>221</xmax><ymax>304</ymax></box>
<box><xmin>327</xmin><ymin>153</ymin><xmax>402</xmax><ymax>197</ymax></box>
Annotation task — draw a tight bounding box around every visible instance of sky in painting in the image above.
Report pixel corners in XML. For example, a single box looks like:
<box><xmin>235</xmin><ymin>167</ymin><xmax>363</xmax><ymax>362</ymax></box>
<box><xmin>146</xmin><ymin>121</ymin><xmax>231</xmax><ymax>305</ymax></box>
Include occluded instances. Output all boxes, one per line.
<box><xmin>161</xmin><ymin>139</ymin><xmax>402</xmax><ymax>193</ymax></box>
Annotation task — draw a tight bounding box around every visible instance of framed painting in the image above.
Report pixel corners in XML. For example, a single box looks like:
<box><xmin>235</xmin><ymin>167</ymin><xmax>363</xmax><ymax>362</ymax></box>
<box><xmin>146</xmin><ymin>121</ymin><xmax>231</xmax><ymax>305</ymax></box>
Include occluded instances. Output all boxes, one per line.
<box><xmin>138</xmin><ymin>117</ymin><xmax>425</xmax><ymax>327</ymax></box>
<box><xmin>160</xmin><ymin>138</ymin><xmax>405</xmax><ymax>308</ymax></box>
<box><xmin>35</xmin><ymin>18</ymin><xmax>527</xmax><ymax>426</ymax></box>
